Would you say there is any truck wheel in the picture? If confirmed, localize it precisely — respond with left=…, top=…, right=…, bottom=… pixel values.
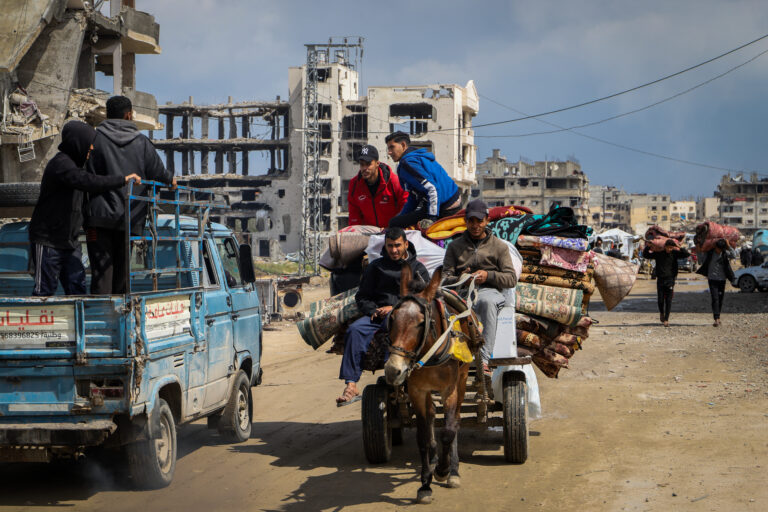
left=502, top=379, right=528, bottom=463
left=126, top=398, right=177, bottom=489
left=362, top=383, right=392, bottom=463
left=0, top=183, right=40, bottom=206
left=739, top=275, right=757, bottom=293
left=218, top=370, right=252, bottom=442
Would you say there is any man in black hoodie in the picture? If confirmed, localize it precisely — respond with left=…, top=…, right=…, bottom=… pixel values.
left=336, top=227, right=429, bottom=406
left=29, top=121, right=141, bottom=296
left=84, top=96, right=176, bottom=294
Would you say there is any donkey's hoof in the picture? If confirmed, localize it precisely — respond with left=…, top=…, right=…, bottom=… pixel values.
left=416, top=489, right=433, bottom=504
left=434, top=470, right=449, bottom=483
left=447, top=476, right=461, bottom=488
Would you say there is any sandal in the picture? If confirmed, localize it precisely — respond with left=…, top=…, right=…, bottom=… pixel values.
left=336, top=387, right=361, bottom=407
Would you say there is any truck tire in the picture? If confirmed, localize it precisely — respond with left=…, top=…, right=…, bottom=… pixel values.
left=218, top=370, right=253, bottom=442
left=0, top=182, right=40, bottom=206
left=361, top=383, right=392, bottom=463
left=126, top=398, right=177, bottom=489
left=503, top=379, right=528, bottom=463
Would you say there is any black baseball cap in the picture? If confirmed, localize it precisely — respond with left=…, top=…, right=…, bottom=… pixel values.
left=357, top=145, right=379, bottom=162
left=465, top=199, right=489, bottom=220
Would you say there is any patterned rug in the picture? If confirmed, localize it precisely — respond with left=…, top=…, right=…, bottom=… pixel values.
left=297, top=288, right=362, bottom=349
left=515, top=282, right=583, bottom=327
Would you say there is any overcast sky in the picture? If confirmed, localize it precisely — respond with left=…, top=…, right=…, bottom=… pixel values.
left=134, top=0, right=768, bottom=200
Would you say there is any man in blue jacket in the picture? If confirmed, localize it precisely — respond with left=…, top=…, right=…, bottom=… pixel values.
left=385, top=131, right=461, bottom=228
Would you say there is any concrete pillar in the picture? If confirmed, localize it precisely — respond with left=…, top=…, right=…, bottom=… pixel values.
left=181, top=115, right=189, bottom=175
left=76, top=45, right=95, bottom=89
left=121, top=52, right=135, bottom=91
left=112, top=42, right=122, bottom=95
left=215, top=151, right=223, bottom=174
left=228, top=111, right=237, bottom=174
left=241, top=115, right=249, bottom=175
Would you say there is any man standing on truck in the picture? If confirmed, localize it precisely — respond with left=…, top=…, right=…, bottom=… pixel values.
left=336, top=227, right=429, bottom=406
left=441, top=199, right=518, bottom=378
left=28, top=120, right=141, bottom=296
left=347, top=144, right=408, bottom=228
left=385, top=131, right=462, bottom=229
left=84, top=95, right=176, bottom=294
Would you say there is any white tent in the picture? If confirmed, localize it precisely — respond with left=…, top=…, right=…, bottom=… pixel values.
left=596, top=228, right=636, bottom=259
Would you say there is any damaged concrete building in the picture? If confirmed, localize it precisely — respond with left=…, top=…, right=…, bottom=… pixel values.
left=155, top=40, right=479, bottom=259
left=1, top=0, right=161, bottom=187
left=473, top=149, right=590, bottom=225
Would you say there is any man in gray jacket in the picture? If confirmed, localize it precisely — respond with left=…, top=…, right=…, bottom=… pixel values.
left=84, top=95, right=176, bottom=294
left=442, top=199, right=517, bottom=373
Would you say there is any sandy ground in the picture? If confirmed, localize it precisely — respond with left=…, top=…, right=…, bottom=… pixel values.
left=0, top=273, right=767, bottom=511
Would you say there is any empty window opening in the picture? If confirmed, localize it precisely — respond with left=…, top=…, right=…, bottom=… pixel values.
left=342, top=114, right=368, bottom=139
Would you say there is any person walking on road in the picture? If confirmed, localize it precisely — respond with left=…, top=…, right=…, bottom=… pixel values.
left=28, top=121, right=141, bottom=296
left=697, top=239, right=736, bottom=327
left=642, top=239, right=690, bottom=327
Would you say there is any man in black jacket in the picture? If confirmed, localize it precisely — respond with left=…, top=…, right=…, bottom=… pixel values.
left=84, top=96, right=176, bottom=294
left=643, top=239, right=690, bottom=327
left=336, top=227, right=429, bottom=406
left=696, top=239, right=736, bottom=327
left=29, top=121, right=141, bottom=296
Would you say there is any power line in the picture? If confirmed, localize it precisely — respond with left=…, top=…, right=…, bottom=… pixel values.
left=479, top=95, right=768, bottom=175
left=477, top=45, right=768, bottom=138
left=441, top=31, right=768, bottom=132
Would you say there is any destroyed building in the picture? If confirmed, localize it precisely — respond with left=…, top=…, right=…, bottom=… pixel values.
left=155, top=40, right=479, bottom=260
left=716, top=173, right=768, bottom=234
left=474, top=149, right=590, bottom=225
left=1, top=0, right=161, bottom=188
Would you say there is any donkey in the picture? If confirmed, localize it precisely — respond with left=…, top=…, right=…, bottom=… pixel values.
left=385, top=265, right=481, bottom=504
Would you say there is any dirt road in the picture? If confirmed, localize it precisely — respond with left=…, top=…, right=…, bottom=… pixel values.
left=1, top=274, right=767, bottom=511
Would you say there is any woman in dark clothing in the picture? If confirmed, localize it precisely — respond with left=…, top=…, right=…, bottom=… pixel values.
left=696, top=239, right=736, bottom=327
left=642, top=239, right=690, bottom=327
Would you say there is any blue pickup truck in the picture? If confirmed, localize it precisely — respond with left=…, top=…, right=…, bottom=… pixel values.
left=0, top=184, right=262, bottom=488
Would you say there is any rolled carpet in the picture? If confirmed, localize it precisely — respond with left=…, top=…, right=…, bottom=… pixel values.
left=517, top=329, right=544, bottom=349
left=519, top=273, right=596, bottom=294
left=297, top=288, right=361, bottom=350
left=517, top=314, right=560, bottom=340
left=516, top=282, right=584, bottom=327
left=522, top=263, right=594, bottom=280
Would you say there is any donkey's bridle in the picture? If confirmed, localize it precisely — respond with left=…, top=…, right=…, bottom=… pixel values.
left=387, top=294, right=443, bottom=366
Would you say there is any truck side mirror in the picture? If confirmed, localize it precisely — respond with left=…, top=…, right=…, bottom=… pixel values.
left=239, top=243, right=256, bottom=284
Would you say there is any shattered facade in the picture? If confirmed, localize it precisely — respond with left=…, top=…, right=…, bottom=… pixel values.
left=474, top=149, right=590, bottom=225
left=158, top=48, right=478, bottom=259
left=1, top=0, right=161, bottom=184
left=716, top=173, right=768, bottom=234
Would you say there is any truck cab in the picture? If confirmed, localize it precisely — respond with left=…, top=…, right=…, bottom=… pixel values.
left=0, top=203, right=262, bottom=488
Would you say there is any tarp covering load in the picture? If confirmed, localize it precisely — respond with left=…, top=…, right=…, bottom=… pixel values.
left=694, top=221, right=740, bottom=252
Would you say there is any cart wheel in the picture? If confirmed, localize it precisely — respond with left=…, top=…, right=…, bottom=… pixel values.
left=503, top=379, right=528, bottom=463
left=362, top=383, right=392, bottom=463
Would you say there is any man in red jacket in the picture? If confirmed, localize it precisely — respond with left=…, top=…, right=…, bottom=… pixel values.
left=347, top=145, right=408, bottom=228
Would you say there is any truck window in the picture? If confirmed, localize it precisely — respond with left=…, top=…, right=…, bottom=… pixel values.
left=215, top=237, right=242, bottom=288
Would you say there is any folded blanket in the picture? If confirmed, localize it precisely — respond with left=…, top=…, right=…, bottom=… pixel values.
left=592, top=252, right=639, bottom=311
left=645, top=225, right=685, bottom=242
left=517, top=235, right=589, bottom=252
left=540, top=246, right=594, bottom=273
left=297, top=289, right=361, bottom=350
left=427, top=206, right=531, bottom=240
left=548, top=342, right=573, bottom=357
left=516, top=282, right=583, bottom=327
left=694, top=221, right=740, bottom=252
left=491, top=216, right=534, bottom=245
left=519, top=273, right=596, bottom=294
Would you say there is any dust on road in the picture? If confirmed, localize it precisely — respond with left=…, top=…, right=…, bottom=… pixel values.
left=1, top=274, right=766, bottom=511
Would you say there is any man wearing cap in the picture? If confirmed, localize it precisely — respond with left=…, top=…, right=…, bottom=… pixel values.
left=442, top=199, right=518, bottom=375
left=385, top=131, right=461, bottom=229
left=347, top=144, right=408, bottom=228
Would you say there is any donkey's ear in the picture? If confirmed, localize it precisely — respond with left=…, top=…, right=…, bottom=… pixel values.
left=421, top=266, right=442, bottom=301
left=400, top=263, right=413, bottom=297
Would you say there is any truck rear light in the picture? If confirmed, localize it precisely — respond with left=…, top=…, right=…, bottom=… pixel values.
left=76, top=379, right=124, bottom=399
